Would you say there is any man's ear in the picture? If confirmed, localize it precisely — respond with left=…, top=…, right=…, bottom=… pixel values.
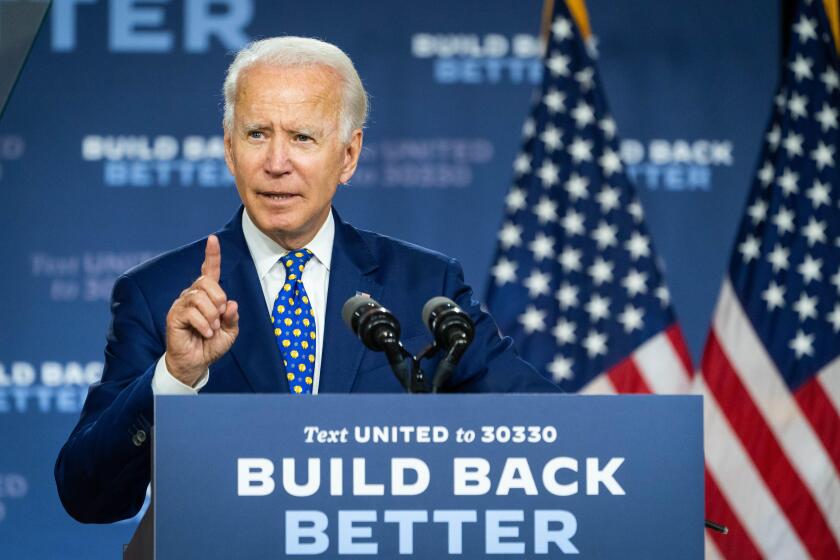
left=339, top=129, right=364, bottom=184
left=223, top=128, right=235, bottom=176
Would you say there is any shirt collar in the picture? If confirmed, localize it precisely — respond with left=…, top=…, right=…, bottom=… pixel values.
left=241, top=208, right=334, bottom=280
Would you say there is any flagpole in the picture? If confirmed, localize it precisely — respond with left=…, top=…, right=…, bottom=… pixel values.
left=705, top=519, right=729, bottom=534
left=540, top=0, right=556, bottom=51
left=825, top=0, right=840, bottom=52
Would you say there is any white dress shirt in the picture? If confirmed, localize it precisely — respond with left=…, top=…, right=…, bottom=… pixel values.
left=151, top=209, right=334, bottom=395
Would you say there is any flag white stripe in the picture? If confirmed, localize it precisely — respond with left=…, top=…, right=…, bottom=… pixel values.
left=704, top=533, right=723, bottom=560
left=633, top=332, right=692, bottom=394
left=714, top=280, right=840, bottom=542
left=697, top=375, right=809, bottom=559
left=818, top=355, right=840, bottom=415
left=580, top=373, right=616, bottom=394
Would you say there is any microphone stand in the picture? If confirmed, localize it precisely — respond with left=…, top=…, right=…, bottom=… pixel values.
left=430, top=339, right=470, bottom=393
left=413, top=339, right=471, bottom=394
left=379, top=338, right=461, bottom=394
left=381, top=338, right=428, bottom=394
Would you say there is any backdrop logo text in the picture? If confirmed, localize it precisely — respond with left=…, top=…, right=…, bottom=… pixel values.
left=411, top=33, right=542, bottom=85
left=51, top=0, right=253, bottom=53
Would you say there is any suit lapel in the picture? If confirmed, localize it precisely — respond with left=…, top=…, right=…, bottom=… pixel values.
left=318, top=210, right=381, bottom=393
left=217, top=209, right=286, bottom=393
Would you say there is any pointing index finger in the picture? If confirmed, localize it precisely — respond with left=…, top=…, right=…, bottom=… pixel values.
left=202, top=234, right=222, bottom=282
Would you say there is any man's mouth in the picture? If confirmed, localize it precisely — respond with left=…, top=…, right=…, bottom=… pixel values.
left=259, top=192, right=298, bottom=200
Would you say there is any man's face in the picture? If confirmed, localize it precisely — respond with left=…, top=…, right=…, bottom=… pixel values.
left=224, top=63, right=362, bottom=249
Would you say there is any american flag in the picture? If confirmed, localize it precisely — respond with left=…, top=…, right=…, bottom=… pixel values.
left=486, top=0, right=692, bottom=394
left=698, top=1, right=840, bottom=558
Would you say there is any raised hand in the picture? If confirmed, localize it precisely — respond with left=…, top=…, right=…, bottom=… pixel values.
left=164, top=235, right=239, bottom=386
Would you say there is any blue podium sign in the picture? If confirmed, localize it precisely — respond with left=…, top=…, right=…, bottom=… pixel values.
left=152, top=394, right=702, bottom=558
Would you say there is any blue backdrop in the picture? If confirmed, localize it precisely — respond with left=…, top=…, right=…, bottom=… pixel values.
left=0, top=0, right=777, bottom=557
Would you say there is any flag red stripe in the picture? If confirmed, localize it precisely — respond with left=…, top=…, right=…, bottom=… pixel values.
left=795, top=375, right=840, bottom=474
left=704, top=467, right=763, bottom=559
left=703, top=332, right=840, bottom=558
left=665, top=324, right=693, bottom=378
left=607, top=355, right=651, bottom=393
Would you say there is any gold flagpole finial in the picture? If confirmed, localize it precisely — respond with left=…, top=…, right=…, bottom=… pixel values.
left=541, top=0, right=593, bottom=48
left=824, top=0, right=840, bottom=54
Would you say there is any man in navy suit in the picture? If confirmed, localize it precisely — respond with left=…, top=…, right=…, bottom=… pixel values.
left=55, top=37, right=557, bottom=524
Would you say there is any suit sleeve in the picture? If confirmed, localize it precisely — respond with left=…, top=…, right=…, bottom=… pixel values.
left=54, top=274, right=163, bottom=523
left=440, top=258, right=560, bottom=393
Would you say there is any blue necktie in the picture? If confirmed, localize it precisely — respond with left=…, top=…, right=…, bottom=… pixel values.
left=271, top=249, right=316, bottom=394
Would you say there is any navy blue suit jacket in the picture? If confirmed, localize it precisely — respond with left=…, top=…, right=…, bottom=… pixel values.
left=55, top=207, right=557, bottom=523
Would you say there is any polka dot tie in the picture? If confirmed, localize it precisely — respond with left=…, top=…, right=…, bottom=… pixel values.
left=271, top=249, right=316, bottom=395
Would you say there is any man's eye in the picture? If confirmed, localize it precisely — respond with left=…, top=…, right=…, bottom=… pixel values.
left=294, top=133, right=313, bottom=142
left=248, top=130, right=264, bottom=139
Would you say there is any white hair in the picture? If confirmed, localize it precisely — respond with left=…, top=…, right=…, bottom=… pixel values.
left=222, top=36, right=369, bottom=142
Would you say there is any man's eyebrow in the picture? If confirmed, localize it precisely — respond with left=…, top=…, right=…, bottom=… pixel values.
left=284, top=123, right=327, bottom=138
left=295, top=126, right=323, bottom=137
left=243, top=122, right=267, bottom=130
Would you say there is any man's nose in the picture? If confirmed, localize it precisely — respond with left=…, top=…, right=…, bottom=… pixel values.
left=264, top=137, right=292, bottom=176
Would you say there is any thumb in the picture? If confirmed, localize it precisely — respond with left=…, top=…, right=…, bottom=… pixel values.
left=220, top=300, right=239, bottom=330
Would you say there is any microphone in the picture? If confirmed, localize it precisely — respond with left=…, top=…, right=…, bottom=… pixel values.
left=421, top=297, right=475, bottom=392
left=342, top=295, right=414, bottom=390
left=342, top=295, right=402, bottom=352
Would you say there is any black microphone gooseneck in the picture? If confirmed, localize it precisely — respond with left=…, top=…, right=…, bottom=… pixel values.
left=421, top=297, right=475, bottom=392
